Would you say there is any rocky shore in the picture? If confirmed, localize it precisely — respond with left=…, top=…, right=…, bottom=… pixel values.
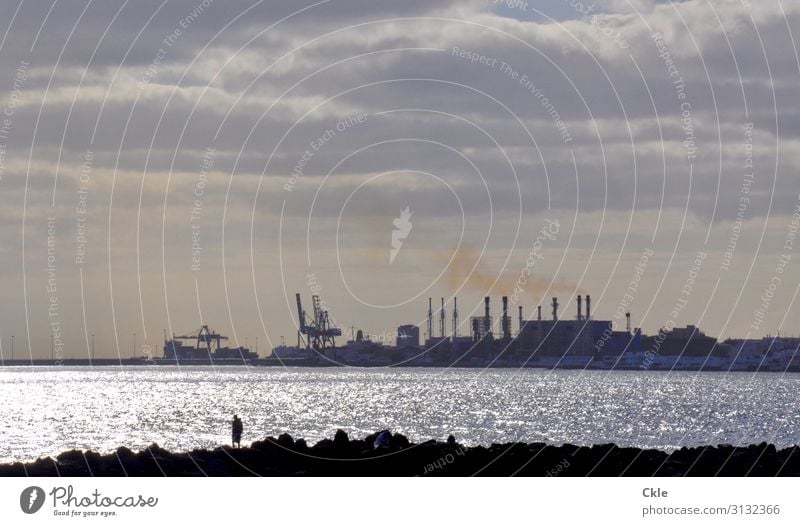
left=1, top=431, right=797, bottom=476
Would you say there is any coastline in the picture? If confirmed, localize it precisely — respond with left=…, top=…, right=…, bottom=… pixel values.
left=1, top=359, right=797, bottom=372
left=1, top=432, right=797, bottom=476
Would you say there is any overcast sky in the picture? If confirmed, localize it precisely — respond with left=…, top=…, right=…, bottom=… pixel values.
left=0, top=0, right=798, bottom=359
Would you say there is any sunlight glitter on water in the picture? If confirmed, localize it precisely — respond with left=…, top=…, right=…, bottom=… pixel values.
left=1, top=366, right=798, bottom=462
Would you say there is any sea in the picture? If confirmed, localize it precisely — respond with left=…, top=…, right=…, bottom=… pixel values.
left=1, top=366, right=798, bottom=463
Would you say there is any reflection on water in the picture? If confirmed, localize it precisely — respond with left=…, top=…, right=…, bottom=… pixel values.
left=1, top=366, right=798, bottom=462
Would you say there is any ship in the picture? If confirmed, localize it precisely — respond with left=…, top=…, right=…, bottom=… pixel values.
left=163, top=325, right=258, bottom=364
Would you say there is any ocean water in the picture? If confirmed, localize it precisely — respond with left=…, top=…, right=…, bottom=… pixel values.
left=1, top=366, right=799, bottom=463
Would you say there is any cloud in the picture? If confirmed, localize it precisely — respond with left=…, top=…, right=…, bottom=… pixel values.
left=0, top=0, right=799, bottom=355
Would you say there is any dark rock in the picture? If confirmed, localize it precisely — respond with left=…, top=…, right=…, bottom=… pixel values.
left=0, top=462, right=27, bottom=476
left=277, top=433, right=295, bottom=448
left=2, top=435, right=796, bottom=477
left=312, top=438, right=334, bottom=452
left=364, top=431, right=381, bottom=447
left=56, top=449, right=84, bottom=464
left=250, top=439, right=272, bottom=451
left=390, top=433, right=409, bottom=449
left=333, top=429, right=350, bottom=448
left=27, top=457, right=60, bottom=476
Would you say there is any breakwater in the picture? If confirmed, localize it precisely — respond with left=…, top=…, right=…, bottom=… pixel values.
left=1, top=432, right=797, bottom=476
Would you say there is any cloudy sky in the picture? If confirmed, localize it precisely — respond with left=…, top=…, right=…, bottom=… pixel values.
left=0, top=0, right=798, bottom=359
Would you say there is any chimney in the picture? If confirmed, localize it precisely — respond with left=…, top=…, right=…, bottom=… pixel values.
left=484, top=297, right=491, bottom=337
left=452, top=297, right=458, bottom=338
left=585, top=295, right=591, bottom=320
left=552, top=297, right=559, bottom=321
left=502, top=296, right=511, bottom=339
left=577, top=295, right=582, bottom=321
left=440, top=298, right=446, bottom=338
left=537, top=305, right=542, bottom=321
left=518, top=306, right=523, bottom=334
left=626, top=312, right=631, bottom=333
left=427, top=298, right=433, bottom=340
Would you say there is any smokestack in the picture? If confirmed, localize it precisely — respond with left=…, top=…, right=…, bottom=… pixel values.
left=626, top=312, right=631, bottom=333
left=577, top=295, right=582, bottom=321
left=537, top=305, right=542, bottom=322
left=518, top=306, right=523, bottom=334
left=453, top=297, right=458, bottom=338
left=484, top=297, right=491, bottom=337
left=552, top=297, right=559, bottom=321
left=585, top=295, right=591, bottom=320
left=427, top=298, right=433, bottom=340
left=440, top=298, right=446, bottom=338
left=502, top=296, right=510, bottom=339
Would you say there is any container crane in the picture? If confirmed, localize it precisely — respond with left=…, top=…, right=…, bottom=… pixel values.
left=295, top=293, right=342, bottom=349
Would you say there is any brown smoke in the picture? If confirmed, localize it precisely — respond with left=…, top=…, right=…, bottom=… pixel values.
left=437, top=244, right=583, bottom=302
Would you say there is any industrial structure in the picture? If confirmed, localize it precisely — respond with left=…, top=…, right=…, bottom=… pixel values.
left=268, top=291, right=800, bottom=371
left=295, top=293, right=342, bottom=350
left=163, top=325, right=258, bottom=362
left=397, top=324, right=420, bottom=347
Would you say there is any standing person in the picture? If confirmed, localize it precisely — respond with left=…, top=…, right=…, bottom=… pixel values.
left=231, top=415, right=243, bottom=448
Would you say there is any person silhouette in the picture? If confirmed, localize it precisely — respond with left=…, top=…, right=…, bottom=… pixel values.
left=231, top=415, right=243, bottom=448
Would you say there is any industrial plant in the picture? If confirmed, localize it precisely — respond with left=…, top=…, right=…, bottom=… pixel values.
left=268, top=293, right=800, bottom=372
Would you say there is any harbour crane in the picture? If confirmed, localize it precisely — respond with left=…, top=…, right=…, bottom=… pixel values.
left=295, top=293, right=342, bottom=350
left=172, top=325, right=228, bottom=356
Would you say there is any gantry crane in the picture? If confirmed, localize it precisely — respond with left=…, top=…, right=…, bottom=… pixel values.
left=296, top=293, right=342, bottom=350
left=170, top=325, right=229, bottom=357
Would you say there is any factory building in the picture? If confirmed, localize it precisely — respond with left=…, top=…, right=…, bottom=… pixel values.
left=397, top=325, right=420, bottom=347
left=516, top=295, right=641, bottom=365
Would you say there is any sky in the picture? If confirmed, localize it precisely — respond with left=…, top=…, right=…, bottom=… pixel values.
left=0, top=0, right=798, bottom=359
